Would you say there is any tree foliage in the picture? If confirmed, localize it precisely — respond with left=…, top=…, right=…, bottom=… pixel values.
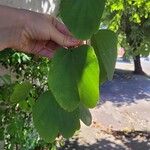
left=103, top=0, right=150, bottom=57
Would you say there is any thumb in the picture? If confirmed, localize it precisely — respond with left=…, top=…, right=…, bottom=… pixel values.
left=49, top=25, right=82, bottom=47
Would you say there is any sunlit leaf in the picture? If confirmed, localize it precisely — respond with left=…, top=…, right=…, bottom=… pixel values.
left=48, top=45, right=99, bottom=111
left=60, top=0, right=106, bottom=39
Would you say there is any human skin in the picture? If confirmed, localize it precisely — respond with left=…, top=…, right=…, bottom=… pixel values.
left=0, top=5, right=82, bottom=58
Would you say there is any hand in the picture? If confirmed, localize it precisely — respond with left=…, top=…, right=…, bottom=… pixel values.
left=17, top=12, right=83, bottom=58
left=0, top=6, right=82, bottom=58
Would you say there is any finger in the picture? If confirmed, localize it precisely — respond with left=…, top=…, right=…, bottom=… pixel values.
left=38, top=48, right=54, bottom=58
left=49, top=25, right=81, bottom=47
left=25, top=40, right=54, bottom=58
left=46, top=40, right=60, bottom=51
left=52, top=17, right=71, bottom=36
left=33, top=42, right=54, bottom=58
left=52, top=18, right=85, bottom=46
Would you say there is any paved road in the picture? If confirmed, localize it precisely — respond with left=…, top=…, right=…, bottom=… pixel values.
left=93, top=59, right=150, bottom=131
left=93, top=75, right=150, bottom=131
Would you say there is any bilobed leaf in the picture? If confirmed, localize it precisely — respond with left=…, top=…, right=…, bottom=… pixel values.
left=48, top=45, right=99, bottom=111
left=33, top=92, right=59, bottom=142
left=98, top=60, right=107, bottom=84
left=79, top=103, right=92, bottom=126
left=91, top=30, right=117, bottom=83
left=33, top=91, right=80, bottom=142
left=60, top=0, right=106, bottom=39
left=48, top=49, right=80, bottom=111
left=58, top=105, right=80, bottom=138
left=10, top=82, right=32, bottom=103
left=77, top=47, right=100, bottom=108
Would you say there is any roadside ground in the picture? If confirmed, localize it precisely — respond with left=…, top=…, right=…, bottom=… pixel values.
left=60, top=58, right=150, bottom=150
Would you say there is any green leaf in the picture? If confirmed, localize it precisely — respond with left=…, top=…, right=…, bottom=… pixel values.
left=91, top=29, right=117, bottom=83
left=0, top=94, right=2, bottom=101
left=58, top=105, right=80, bottom=138
left=143, top=18, right=150, bottom=39
left=51, top=145, right=57, bottom=150
left=98, top=61, right=107, bottom=84
left=0, top=128, right=4, bottom=140
left=48, top=45, right=99, bottom=111
left=0, top=107, right=4, bottom=124
left=10, top=82, right=32, bottom=103
left=0, top=48, right=14, bottom=59
left=0, top=86, right=13, bottom=101
left=0, top=75, right=11, bottom=85
left=33, top=91, right=59, bottom=142
left=19, top=100, right=30, bottom=112
left=33, top=91, right=80, bottom=142
left=79, top=103, right=92, bottom=126
left=60, top=0, right=106, bottom=39
left=28, top=97, right=35, bottom=108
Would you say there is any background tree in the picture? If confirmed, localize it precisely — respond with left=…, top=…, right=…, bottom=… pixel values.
left=102, top=0, right=150, bottom=74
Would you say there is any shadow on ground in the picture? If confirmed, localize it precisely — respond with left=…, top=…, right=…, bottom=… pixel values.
left=60, top=139, right=125, bottom=150
left=59, top=131, right=150, bottom=150
left=100, top=70, right=150, bottom=107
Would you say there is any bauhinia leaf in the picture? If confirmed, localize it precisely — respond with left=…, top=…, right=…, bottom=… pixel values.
left=58, top=105, right=80, bottom=138
left=91, top=29, right=118, bottom=83
left=60, top=0, right=106, bottom=39
left=32, top=91, right=80, bottom=142
left=48, top=45, right=99, bottom=111
left=33, top=91, right=59, bottom=142
left=79, top=103, right=92, bottom=126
